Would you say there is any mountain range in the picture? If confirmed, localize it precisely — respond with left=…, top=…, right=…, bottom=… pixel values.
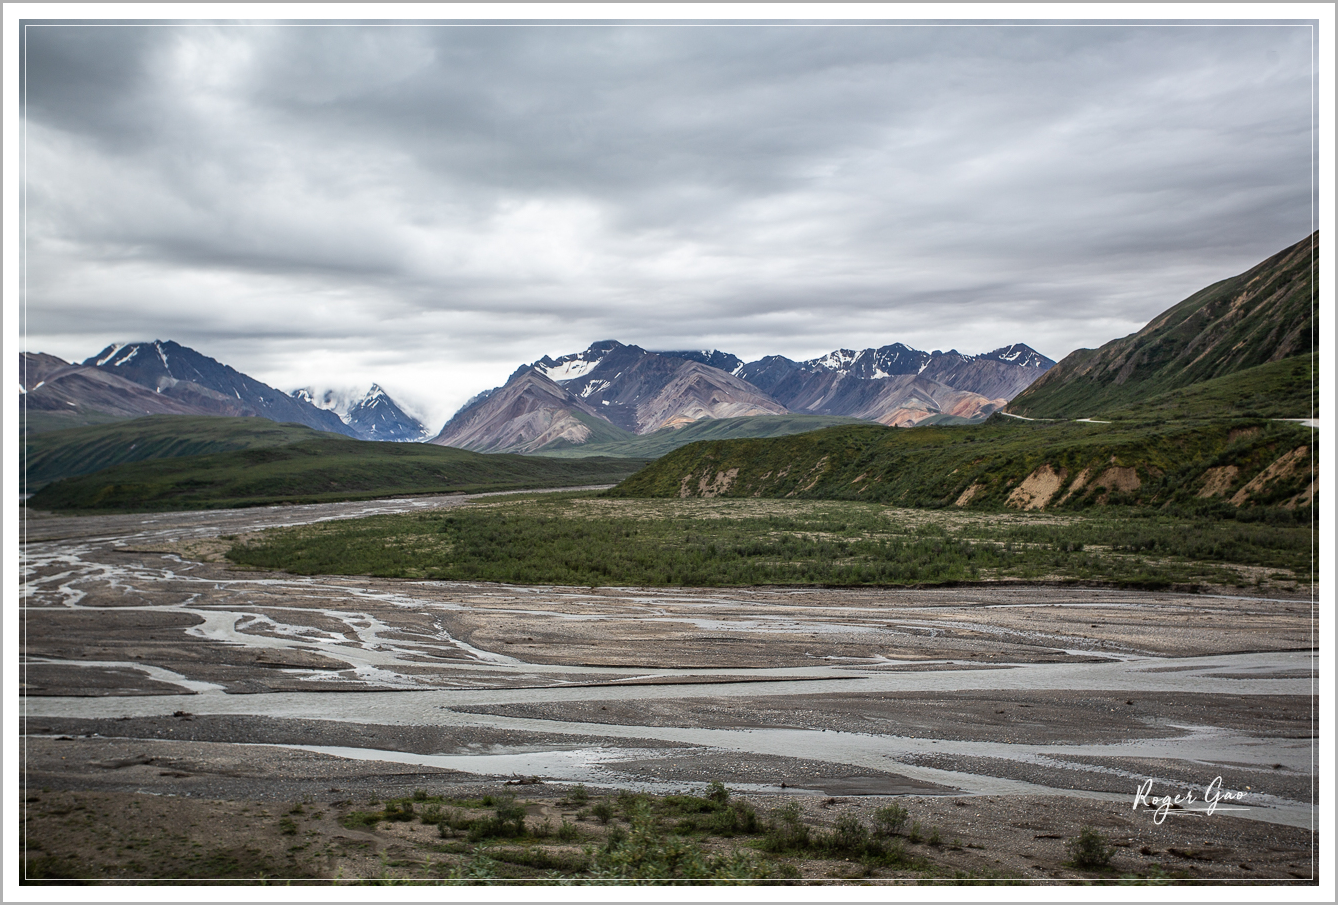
left=20, top=341, right=425, bottom=442
left=431, top=340, right=1054, bottom=454
left=21, top=335, right=1052, bottom=453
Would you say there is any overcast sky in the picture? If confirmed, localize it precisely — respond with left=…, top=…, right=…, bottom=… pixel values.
left=20, top=18, right=1318, bottom=429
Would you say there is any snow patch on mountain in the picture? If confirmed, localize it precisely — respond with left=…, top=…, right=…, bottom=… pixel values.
left=289, top=386, right=363, bottom=418
left=536, top=357, right=602, bottom=382
left=814, top=349, right=859, bottom=371
left=532, top=342, right=624, bottom=383
left=95, top=344, right=126, bottom=367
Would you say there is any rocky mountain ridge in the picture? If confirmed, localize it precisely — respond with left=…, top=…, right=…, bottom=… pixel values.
left=431, top=339, right=1052, bottom=454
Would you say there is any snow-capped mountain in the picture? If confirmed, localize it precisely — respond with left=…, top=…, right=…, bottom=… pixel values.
left=26, top=340, right=427, bottom=443
left=345, top=385, right=430, bottom=441
left=81, top=340, right=358, bottom=437
left=737, top=343, right=1054, bottom=416
left=432, top=342, right=787, bottom=453
left=531, top=340, right=622, bottom=382
left=432, top=338, right=1053, bottom=454
left=289, top=384, right=430, bottom=442
left=978, top=343, right=1053, bottom=369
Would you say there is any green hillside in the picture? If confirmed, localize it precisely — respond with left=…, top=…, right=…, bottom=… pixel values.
left=22, top=409, right=138, bottom=435
left=1008, top=232, right=1316, bottom=418
left=534, top=414, right=866, bottom=458
left=23, top=415, right=328, bottom=492
left=27, top=434, right=651, bottom=512
left=1102, top=353, right=1316, bottom=422
left=609, top=418, right=1316, bottom=513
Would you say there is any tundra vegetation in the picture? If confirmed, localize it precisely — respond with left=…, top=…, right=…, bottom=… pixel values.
left=26, top=423, right=650, bottom=511
left=227, top=491, right=1311, bottom=593
left=22, top=784, right=1182, bottom=884
left=610, top=416, right=1315, bottom=512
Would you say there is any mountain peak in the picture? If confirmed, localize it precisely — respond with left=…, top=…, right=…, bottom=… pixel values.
left=979, top=343, right=1053, bottom=368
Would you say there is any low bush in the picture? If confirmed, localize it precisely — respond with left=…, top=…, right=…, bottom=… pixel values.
left=871, top=803, right=909, bottom=837
left=761, top=803, right=811, bottom=853
left=1066, top=826, right=1117, bottom=869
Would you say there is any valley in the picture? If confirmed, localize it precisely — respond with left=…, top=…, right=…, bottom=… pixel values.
left=15, top=233, right=1321, bottom=885
left=19, top=493, right=1317, bottom=883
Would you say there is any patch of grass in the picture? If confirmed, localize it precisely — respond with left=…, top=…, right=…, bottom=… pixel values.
left=382, top=800, right=417, bottom=823
left=340, top=811, right=383, bottom=830
left=489, top=846, right=589, bottom=873
left=464, top=796, right=529, bottom=842
left=658, top=785, right=759, bottom=838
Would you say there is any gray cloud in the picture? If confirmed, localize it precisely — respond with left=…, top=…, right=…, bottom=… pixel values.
left=20, top=20, right=1317, bottom=428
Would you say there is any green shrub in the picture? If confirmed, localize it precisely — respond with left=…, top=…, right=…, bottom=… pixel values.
left=340, top=811, right=382, bottom=829
left=464, top=795, right=528, bottom=842
left=871, top=802, right=909, bottom=837
left=762, top=802, right=811, bottom=852
left=1066, top=826, right=1117, bottom=869
left=382, top=800, right=416, bottom=822
left=705, top=781, right=730, bottom=806
left=827, top=814, right=870, bottom=855
left=708, top=800, right=760, bottom=837
left=586, top=799, right=769, bottom=881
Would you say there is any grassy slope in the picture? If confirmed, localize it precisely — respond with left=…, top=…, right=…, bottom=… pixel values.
left=1101, top=353, right=1316, bottom=422
left=27, top=434, right=652, bottom=512
left=22, top=410, right=136, bottom=435
left=1008, top=233, right=1315, bottom=418
left=609, top=417, right=1316, bottom=512
left=534, top=414, right=866, bottom=458
left=23, top=415, right=329, bottom=492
